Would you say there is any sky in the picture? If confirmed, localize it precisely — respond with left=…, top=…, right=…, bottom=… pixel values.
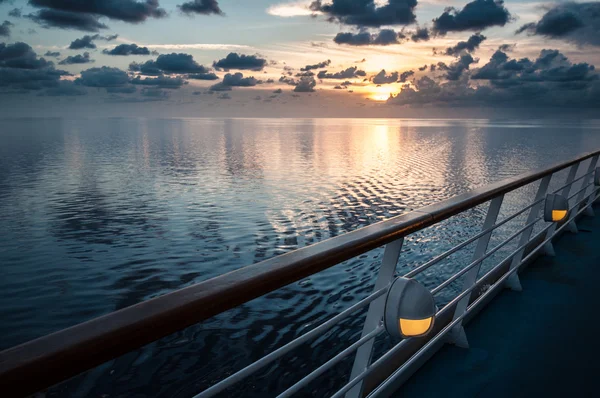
left=0, top=0, right=599, bottom=117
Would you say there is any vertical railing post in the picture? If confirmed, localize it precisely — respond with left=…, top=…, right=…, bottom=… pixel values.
left=576, top=155, right=599, bottom=217
left=448, top=195, right=504, bottom=349
left=505, top=175, right=552, bottom=291
left=544, top=162, right=580, bottom=256
left=346, top=238, right=404, bottom=398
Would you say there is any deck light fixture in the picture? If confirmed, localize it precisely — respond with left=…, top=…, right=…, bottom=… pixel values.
left=595, top=167, right=600, bottom=186
left=544, top=193, right=569, bottom=222
left=384, top=277, right=436, bottom=339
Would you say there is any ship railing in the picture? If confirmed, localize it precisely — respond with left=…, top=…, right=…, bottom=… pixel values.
left=1, top=150, right=599, bottom=398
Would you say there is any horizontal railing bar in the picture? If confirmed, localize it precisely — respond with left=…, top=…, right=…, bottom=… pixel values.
left=277, top=325, right=385, bottom=398
left=2, top=149, right=599, bottom=397
left=194, top=287, right=389, bottom=398
left=404, top=198, right=543, bottom=279
left=367, top=190, right=599, bottom=397
left=430, top=216, right=543, bottom=295
left=552, top=169, right=594, bottom=194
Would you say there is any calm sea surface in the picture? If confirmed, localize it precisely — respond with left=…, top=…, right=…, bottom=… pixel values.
left=1, top=118, right=600, bottom=397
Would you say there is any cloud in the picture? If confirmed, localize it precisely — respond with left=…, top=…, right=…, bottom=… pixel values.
left=8, top=9, right=22, bottom=18
left=0, top=42, right=68, bottom=91
left=515, top=2, right=600, bottom=47
left=294, top=76, right=316, bottom=92
left=432, top=0, right=511, bottom=34
left=102, top=43, right=154, bottom=55
left=445, top=54, right=476, bottom=80
left=209, top=72, right=260, bottom=90
left=130, top=53, right=211, bottom=75
left=296, top=71, right=314, bottom=77
left=217, top=92, right=231, bottom=99
left=443, top=33, right=486, bottom=56
left=27, top=9, right=109, bottom=31
left=399, top=70, right=414, bottom=82
left=267, top=1, right=315, bottom=17
left=106, top=85, right=136, bottom=93
left=179, top=0, right=223, bottom=15
left=213, top=52, right=267, bottom=71
left=59, top=51, right=94, bottom=64
left=131, top=75, right=185, bottom=88
left=301, top=59, right=330, bottom=71
left=418, top=64, right=428, bottom=71
left=334, top=29, right=401, bottom=46
left=28, top=0, right=166, bottom=25
left=75, top=66, right=130, bottom=88
left=389, top=49, right=599, bottom=108
left=187, top=72, right=219, bottom=80
left=310, top=0, right=417, bottom=28
left=0, top=20, right=12, bottom=37
left=69, top=34, right=117, bottom=49
left=273, top=88, right=283, bottom=93
left=410, top=27, right=430, bottom=42
left=44, top=51, right=60, bottom=57
left=317, top=66, right=366, bottom=79
left=372, top=69, right=398, bottom=84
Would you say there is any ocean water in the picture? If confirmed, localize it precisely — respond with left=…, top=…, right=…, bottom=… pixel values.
left=1, top=118, right=599, bottom=397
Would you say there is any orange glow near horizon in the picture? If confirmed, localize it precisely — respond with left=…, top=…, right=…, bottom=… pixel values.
left=369, top=85, right=397, bottom=101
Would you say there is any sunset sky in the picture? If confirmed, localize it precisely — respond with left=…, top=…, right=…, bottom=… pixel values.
left=0, top=0, right=599, bottom=117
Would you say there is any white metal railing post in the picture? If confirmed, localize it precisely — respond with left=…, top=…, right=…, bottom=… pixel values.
left=448, top=195, right=504, bottom=348
left=577, top=155, right=599, bottom=217
left=505, top=175, right=553, bottom=291
left=345, top=238, right=404, bottom=398
left=544, top=162, right=580, bottom=255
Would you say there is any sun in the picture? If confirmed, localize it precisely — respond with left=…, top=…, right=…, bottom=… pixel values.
left=369, top=85, right=396, bottom=102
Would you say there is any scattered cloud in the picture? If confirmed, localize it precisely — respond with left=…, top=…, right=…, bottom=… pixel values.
left=432, top=0, right=511, bottom=34
left=294, top=76, right=316, bottom=92
left=267, top=1, right=315, bottom=17
left=442, top=33, right=486, bottom=56
left=310, top=0, right=417, bottom=28
left=8, top=9, right=22, bottom=18
left=0, top=20, right=12, bottom=37
left=44, top=51, right=60, bottom=57
left=317, top=66, right=366, bottom=79
left=516, top=2, right=600, bottom=47
left=130, top=53, right=212, bottom=75
left=59, top=51, right=94, bottom=65
left=213, top=52, right=267, bottom=71
left=372, top=69, right=398, bottom=84
left=76, top=66, right=130, bottom=88
left=131, top=75, right=186, bottom=88
left=69, top=34, right=117, bottom=50
left=334, top=29, right=402, bottom=46
left=187, top=72, right=219, bottom=80
left=301, top=59, right=331, bottom=71
left=178, top=0, right=224, bottom=16
left=102, top=43, right=155, bottom=56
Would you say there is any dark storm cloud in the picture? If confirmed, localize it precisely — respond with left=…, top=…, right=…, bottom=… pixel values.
left=410, top=27, right=429, bottom=42
left=178, top=0, right=223, bottom=15
left=131, top=75, right=185, bottom=88
left=372, top=69, right=398, bottom=84
left=45, top=51, right=60, bottom=57
left=213, top=52, right=267, bottom=71
left=399, top=70, right=414, bottom=82
left=390, top=49, right=599, bottom=108
left=187, top=72, right=218, bottom=80
left=317, top=66, right=366, bottom=79
left=130, top=53, right=211, bottom=75
left=516, top=2, right=600, bottom=47
left=294, top=76, right=316, bottom=92
left=75, top=66, right=129, bottom=87
left=38, top=81, right=86, bottom=96
left=309, top=0, right=418, bottom=28
left=334, top=29, right=401, bottom=46
left=0, top=42, right=54, bottom=69
left=27, top=9, right=109, bottom=31
left=102, top=43, right=154, bottom=55
left=443, top=33, right=486, bottom=56
left=432, top=0, right=511, bottom=34
left=8, top=8, right=22, bottom=18
left=0, top=20, right=12, bottom=37
left=301, top=59, right=330, bottom=71
left=59, top=51, right=93, bottom=64
left=28, top=0, right=167, bottom=23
